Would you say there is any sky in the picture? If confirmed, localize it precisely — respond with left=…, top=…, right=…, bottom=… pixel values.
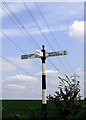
left=0, top=0, right=84, bottom=99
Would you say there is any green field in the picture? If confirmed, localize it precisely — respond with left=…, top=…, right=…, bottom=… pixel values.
left=2, top=100, right=58, bottom=119
left=2, top=100, right=86, bottom=120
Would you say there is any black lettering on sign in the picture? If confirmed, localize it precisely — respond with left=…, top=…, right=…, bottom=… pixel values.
left=21, top=55, right=28, bottom=59
left=64, top=51, right=67, bottom=55
left=37, top=51, right=40, bottom=54
left=28, top=54, right=34, bottom=57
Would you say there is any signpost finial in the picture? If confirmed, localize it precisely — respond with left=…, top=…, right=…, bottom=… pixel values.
left=42, top=45, right=45, bottom=50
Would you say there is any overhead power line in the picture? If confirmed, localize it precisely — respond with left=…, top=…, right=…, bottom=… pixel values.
left=21, top=0, right=54, bottom=50
left=2, top=1, right=69, bottom=77
left=1, top=56, right=34, bottom=76
left=48, top=59, right=64, bottom=76
left=21, top=0, right=71, bottom=75
left=35, top=2, right=74, bottom=73
left=2, top=1, right=65, bottom=76
left=35, top=2, right=61, bottom=50
left=0, top=30, right=26, bottom=54
left=2, top=2, right=40, bottom=49
left=0, top=30, right=41, bottom=68
left=1, top=6, right=38, bottom=48
left=1, top=6, right=41, bottom=68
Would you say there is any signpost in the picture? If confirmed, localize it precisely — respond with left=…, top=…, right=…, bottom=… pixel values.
left=21, top=50, right=67, bottom=59
left=45, top=50, right=67, bottom=58
left=35, top=49, right=43, bottom=57
left=21, top=45, right=68, bottom=120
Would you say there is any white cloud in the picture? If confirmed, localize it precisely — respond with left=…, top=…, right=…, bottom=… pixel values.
left=8, top=84, right=25, bottom=89
left=2, top=70, right=61, bottom=99
left=0, top=57, right=32, bottom=72
left=1, top=29, right=21, bottom=38
left=0, top=27, right=57, bottom=38
left=69, top=20, right=84, bottom=41
left=36, top=69, right=59, bottom=77
left=46, top=70, right=58, bottom=76
left=6, top=74, right=38, bottom=82
left=0, top=28, right=22, bottom=38
left=3, top=74, right=38, bottom=93
left=30, top=28, right=57, bottom=35
left=2, top=68, right=85, bottom=99
left=2, top=74, right=40, bottom=99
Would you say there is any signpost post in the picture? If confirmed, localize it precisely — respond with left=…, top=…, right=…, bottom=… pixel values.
left=21, top=45, right=68, bottom=120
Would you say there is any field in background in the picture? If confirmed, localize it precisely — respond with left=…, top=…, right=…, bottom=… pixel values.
left=2, top=100, right=58, bottom=119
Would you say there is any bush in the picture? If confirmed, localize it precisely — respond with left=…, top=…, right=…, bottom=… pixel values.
left=47, top=75, right=84, bottom=120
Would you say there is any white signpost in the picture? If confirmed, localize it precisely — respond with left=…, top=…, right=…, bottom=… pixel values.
left=45, top=50, right=67, bottom=58
left=21, top=45, right=68, bottom=120
left=21, top=50, right=67, bottom=59
left=35, top=49, right=43, bottom=57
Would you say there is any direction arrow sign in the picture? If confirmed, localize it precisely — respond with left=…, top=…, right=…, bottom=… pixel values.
left=35, top=49, right=43, bottom=57
left=21, top=54, right=41, bottom=59
left=21, top=51, right=68, bottom=59
left=45, top=50, right=67, bottom=58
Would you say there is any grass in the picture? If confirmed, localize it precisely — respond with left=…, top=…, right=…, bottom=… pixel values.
left=2, top=100, right=58, bottom=119
left=2, top=100, right=86, bottom=120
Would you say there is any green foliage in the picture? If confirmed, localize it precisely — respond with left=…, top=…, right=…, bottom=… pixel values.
left=47, top=75, right=83, bottom=120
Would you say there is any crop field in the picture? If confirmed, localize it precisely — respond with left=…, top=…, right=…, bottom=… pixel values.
left=2, top=100, right=58, bottom=119
left=2, top=100, right=86, bottom=120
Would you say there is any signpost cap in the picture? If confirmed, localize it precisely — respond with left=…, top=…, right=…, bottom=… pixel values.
left=42, top=45, right=45, bottom=50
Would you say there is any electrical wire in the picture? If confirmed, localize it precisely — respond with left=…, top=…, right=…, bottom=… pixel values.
left=2, top=2, right=40, bottom=49
left=48, top=59, right=64, bottom=76
left=0, top=30, right=26, bottom=54
left=0, top=30, right=41, bottom=68
left=1, top=6, right=38, bottom=48
left=1, top=6, right=41, bottom=68
left=1, top=56, right=34, bottom=76
left=21, top=0, right=54, bottom=50
left=35, top=2, right=74, bottom=72
left=21, top=0, right=71, bottom=75
left=2, top=1, right=66, bottom=76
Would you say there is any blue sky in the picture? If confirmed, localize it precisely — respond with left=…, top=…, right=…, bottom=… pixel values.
left=0, top=1, right=84, bottom=99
